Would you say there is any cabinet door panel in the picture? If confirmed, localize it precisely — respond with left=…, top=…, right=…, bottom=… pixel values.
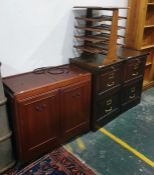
left=60, top=81, right=90, bottom=141
left=18, top=90, right=60, bottom=161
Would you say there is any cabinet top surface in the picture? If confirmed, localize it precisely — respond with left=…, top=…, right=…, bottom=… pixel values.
left=3, top=65, right=90, bottom=96
left=70, top=47, right=148, bottom=70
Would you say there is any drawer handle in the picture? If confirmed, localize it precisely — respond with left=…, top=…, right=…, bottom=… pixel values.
left=35, top=106, right=43, bottom=112
left=106, top=99, right=112, bottom=106
left=129, top=94, right=135, bottom=99
left=35, top=104, right=46, bottom=112
left=131, top=87, right=136, bottom=93
left=111, top=66, right=116, bottom=71
left=132, top=72, right=139, bottom=76
left=134, top=64, right=139, bottom=70
left=76, top=92, right=81, bottom=97
left=72, top=92, right=81, bottom=98
left=135, top=58, right=141, bottom=64
left=105, top=107, right=112, bottom=113
left=108, top=75, right=114, bottom=80
left=107, top=82, right=115, bottom=87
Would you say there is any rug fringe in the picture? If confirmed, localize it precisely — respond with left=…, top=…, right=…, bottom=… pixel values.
left=63, top=145, right=101, bottom=175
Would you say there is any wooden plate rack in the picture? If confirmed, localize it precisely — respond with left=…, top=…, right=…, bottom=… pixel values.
left=73, top=6, right=127, bottom=60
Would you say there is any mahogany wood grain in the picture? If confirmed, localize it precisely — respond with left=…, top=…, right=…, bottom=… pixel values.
left=60, top=81, right=91, bottom=142
left=3, top=65, right=91, bottom=163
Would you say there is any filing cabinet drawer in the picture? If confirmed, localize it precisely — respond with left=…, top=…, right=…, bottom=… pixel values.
left=124, top=57, right=146, bottom=82
left=121, top=79, right=143, bottom=110
left=95, top=90, right=121, bottom=121
left=95, top=64, right=122, bottom=94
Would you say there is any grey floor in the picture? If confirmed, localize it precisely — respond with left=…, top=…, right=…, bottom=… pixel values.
left=65, top=88, right=154, bottom=175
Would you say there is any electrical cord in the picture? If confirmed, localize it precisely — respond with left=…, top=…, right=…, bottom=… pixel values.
left=33, top=66, right=70, bottom=74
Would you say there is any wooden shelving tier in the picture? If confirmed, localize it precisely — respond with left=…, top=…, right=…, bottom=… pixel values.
left=73, top=6, right=127, bottom=60
left=125, top=0, right=154, bottom=89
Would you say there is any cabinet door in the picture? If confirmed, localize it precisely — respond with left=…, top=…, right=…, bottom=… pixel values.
left=60, top=81, right=91, bottom=142
left=17, top=90, right=60, bottom=162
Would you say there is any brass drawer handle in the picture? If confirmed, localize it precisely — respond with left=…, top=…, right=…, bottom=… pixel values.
left=132, top=72, right=139, bottom=76
left=110, top=66, right=116, bottom=71
left=108, top=73, right=114, bottom=79
left=76, top=92, right=81, bottom=97
left=107, top=82, right=115, bottom=87
left=133, top=64, right=139, bottom=70
left=129, top=94, right=135, bottom=99
left=72, top=92, right=81, bottom=98
left=106, top=99, right=112, bottom=106
left=108, top=75, right=114, bottom=80
left=131, top=87, right=136, bottom=93
left=35, top=103, right=46, bottom=112
left=105, top=107, right=112, bottom=113
left=135, top=58, right=141, bottom=64
left=35, top=106, right=41, bottom=111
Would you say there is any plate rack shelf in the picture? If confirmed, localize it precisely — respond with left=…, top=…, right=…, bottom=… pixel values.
left=73, top=6, right=127, bottom=60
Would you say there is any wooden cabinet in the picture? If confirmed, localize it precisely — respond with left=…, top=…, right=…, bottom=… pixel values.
left=70, top=47, right=148, bottom=130
left=125, top=0, right=154, bottom=89
left=3, top=65, right=91, bottom=163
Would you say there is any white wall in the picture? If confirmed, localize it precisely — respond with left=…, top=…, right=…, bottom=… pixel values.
left=0, top=0, right=128, bottom=77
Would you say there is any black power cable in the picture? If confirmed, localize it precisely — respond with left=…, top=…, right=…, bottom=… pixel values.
left=33, top=66, right=70, bottom=74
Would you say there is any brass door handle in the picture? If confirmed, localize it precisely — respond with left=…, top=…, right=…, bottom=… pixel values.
left=72, top=92, right=81, bottom=98
left=35, top=103, right=46, bottom=112
left=105, top=107, right=112, bottom=113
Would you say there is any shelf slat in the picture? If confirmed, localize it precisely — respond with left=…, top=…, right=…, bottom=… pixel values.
left=94, top=24, right=126, bottom=30
left=74, top=45, right=108, bottom=54
left=75, top=25, right=125, bottom=32
left=75, top=15, right=127, bottom=22
left=74, top=35, right=109, bottom=43
left=75, top=26, right=110, bottom=32
left=96, top=33, right=125, bottom=39
left=141, top=44, right=154, bottom=50
left=147, top=3, right=154, bottom=5
left=145, top=62, right=153, bottom=66
left=144, top=24, right=154, bottom=28
left=75, top=16, right=112, bottom=22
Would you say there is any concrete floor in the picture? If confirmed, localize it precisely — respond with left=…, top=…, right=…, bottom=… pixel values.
left=65, top=88, right=154, bottom=175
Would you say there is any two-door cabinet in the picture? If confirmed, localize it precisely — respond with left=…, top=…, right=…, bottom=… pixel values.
left=3, top=65, right=91, bottom=163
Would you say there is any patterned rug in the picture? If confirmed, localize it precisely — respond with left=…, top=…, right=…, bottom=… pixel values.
left=4, top=147, right=96, bottom=175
